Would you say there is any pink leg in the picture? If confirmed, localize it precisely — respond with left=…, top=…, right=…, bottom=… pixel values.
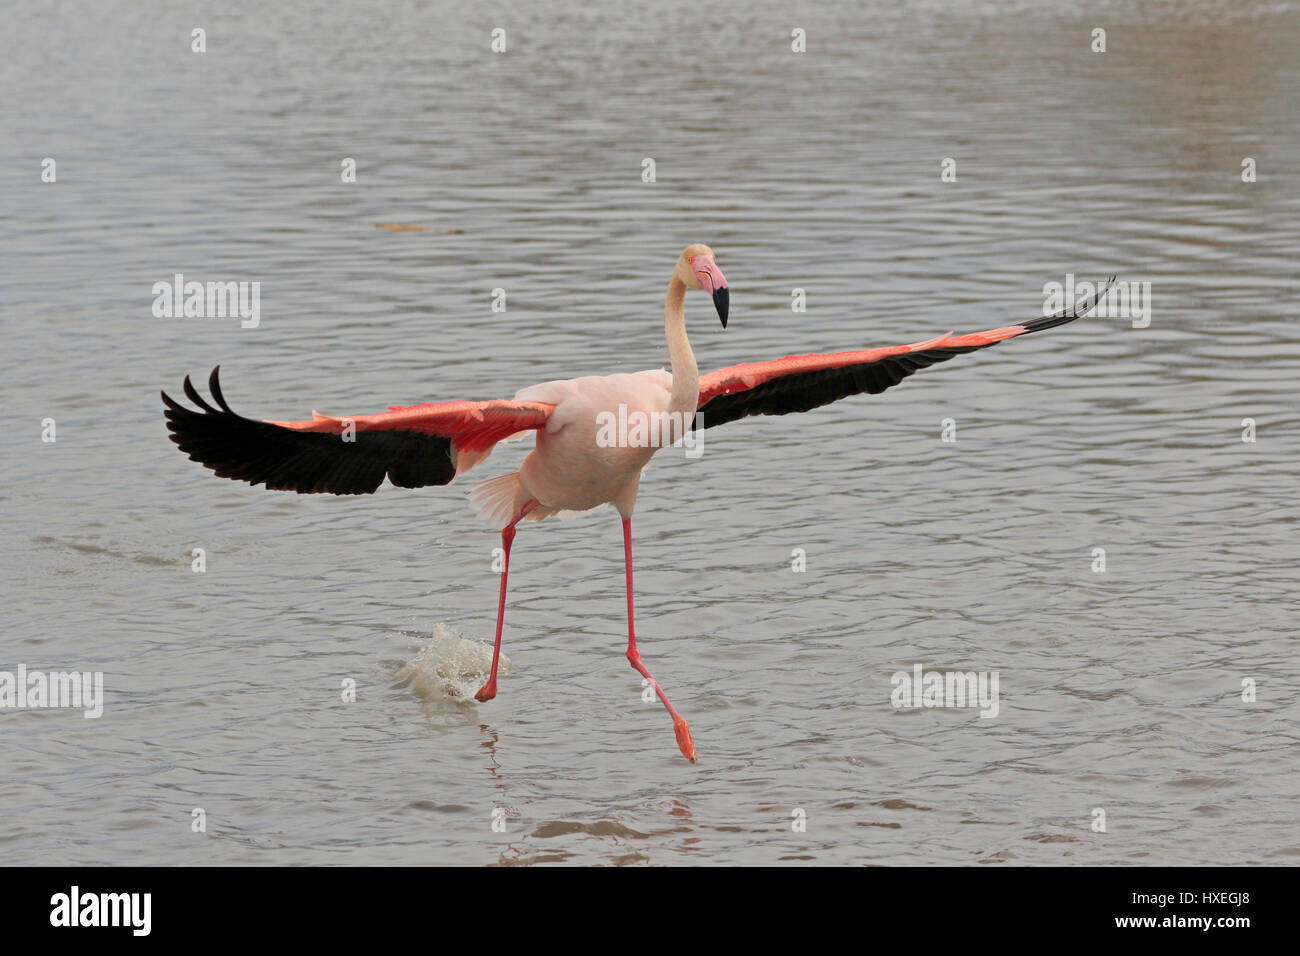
left=474, top=500, right=538, bottom=703
left=623, top=516, right=697, bottom=762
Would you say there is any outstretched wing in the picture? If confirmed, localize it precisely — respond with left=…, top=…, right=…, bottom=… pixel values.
left=695, top=277, right=1115, bottom=430
left=162, top=368, right=554, bottom=495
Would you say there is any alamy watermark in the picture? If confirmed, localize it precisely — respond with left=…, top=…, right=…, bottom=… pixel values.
left=1044, top=273, right=1149, bottom=328
left=152, top=273, right=260, bottom=328
left=595, top=405, right=704, bottom=458
left=50, top=886, right=150, bottom=936
left=890, top=663, right=999, bottom=718
left=0, top=665, right=104, bottom=718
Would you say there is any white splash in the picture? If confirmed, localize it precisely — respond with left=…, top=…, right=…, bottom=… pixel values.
left=396, top=623, right=509, bottom=702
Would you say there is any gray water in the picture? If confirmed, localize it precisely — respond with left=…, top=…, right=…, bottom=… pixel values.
left=2, top=0, right=1298, bottom=866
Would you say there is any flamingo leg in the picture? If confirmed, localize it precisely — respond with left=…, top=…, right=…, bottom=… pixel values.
left=622, top=516, right=697, bottom=762
left=474, top=500, right=538, bottom=703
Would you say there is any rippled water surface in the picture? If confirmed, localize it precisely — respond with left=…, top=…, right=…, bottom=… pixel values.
left=2, top=0, right=1298, bottom=865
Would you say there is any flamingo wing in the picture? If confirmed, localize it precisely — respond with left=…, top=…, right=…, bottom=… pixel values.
left=695, top=277, right=1115, bottom=430
left=162, top=367, right=554, bottom=495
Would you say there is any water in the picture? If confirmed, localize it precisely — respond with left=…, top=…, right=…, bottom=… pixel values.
left=1, top=0, right=1298, bottom=865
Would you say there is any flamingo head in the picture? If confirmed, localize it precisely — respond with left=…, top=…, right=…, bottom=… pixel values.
left=677, top=243, right=729, bottom=328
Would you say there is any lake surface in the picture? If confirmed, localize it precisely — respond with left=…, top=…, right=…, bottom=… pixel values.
left=1, top=0, right=1297, bottom=865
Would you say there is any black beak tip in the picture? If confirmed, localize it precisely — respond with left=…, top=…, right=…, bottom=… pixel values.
left=714, top=287, right=729, bottom=328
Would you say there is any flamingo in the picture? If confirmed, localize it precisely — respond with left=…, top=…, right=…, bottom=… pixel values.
left=162, top=245, right=1115, bottom=762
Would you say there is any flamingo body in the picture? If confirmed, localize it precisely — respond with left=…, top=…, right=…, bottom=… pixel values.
left=507, top=370, right=672, bottom=522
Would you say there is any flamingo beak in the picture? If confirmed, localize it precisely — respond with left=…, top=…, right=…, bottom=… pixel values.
left=692, top=255, right=729, bottom=328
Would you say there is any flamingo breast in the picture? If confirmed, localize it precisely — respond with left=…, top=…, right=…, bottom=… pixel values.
left=515, top=370, right=672, bottom=513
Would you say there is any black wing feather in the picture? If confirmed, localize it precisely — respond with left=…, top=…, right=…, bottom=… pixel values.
left=162, top=367, right=456, bottom=494
left=696, top=276, right=1115, bottom=431
left=697, top=346, right=978, bottom=430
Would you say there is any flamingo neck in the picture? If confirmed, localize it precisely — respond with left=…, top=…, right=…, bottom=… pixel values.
left=664, top=274, right=699, bottom=429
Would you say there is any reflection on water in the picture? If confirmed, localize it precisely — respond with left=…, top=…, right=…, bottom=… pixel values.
left=1, top=0, right=1298, bottom=865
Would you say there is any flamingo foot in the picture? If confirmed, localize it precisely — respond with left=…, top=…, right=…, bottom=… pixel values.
left=674, top=718, right=697, bottom=762
left=473, top=679, right=497, bottom=703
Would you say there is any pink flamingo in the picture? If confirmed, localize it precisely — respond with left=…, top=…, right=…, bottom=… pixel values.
left=163, top=245, right=1114, bottom=762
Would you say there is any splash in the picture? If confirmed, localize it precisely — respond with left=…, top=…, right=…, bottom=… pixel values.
left=396, top=623, right=509, bottom=702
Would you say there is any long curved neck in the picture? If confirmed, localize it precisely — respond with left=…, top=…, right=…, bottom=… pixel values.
left=665, top=274, right=698, bottom=422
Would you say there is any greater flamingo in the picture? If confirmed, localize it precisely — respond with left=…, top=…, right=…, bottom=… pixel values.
left=162, top=245, right=1115, bottom=761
